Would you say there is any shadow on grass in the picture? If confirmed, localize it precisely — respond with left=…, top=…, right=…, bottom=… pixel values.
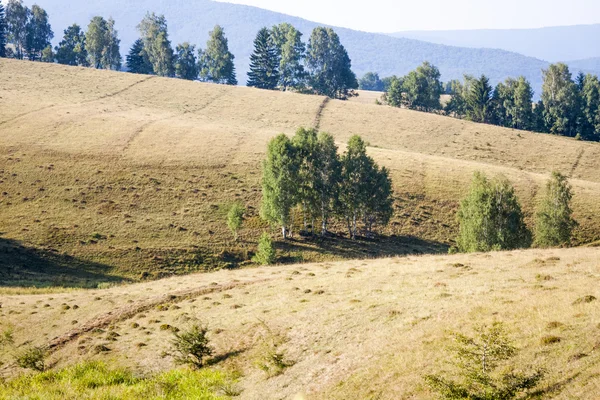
left=0, top=236, right=127, bottom=289
left=275, top=232, right=449, bottom=263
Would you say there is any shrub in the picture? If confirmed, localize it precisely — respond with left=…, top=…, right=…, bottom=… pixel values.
left=171, top=323, right=213, bottom=369
left=15, top=346, right=46, bottom=372
left=253, top=233, right=276, bottom=265
left=227, top=203, right=245, bottom=241
left=425, top=322, right=543, bottom=399
left=534, top=172, right=577, bottom=248
left=457, top=172, right=531, bottom=252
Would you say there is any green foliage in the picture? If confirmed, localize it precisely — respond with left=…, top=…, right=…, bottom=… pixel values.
left=457, top=172, right=531, bottom=253
left=137, top=13, right=174, bottom=77
left=0, top=361, right=234, bottom=399
left=579, top=74, right=600, bottom=140
left=260, top=134, right=299, bottom=238
left=175, top=42, right=198, bottom=80
left=534, top=172, right=576, bottom=248
left=40, top=44, right=53, bottom=62
left=401, top=62, right=443, bottom=111
left=247, top=27, right=279, bottom=89
left=6, top=0, right=28, bottom=59
left=491, top=77, right=534, bottom=130
left=425, top=323, right=544, bottom=400
left=466, top=75, right=493, bottom=123
left=306, top=27, right=358, bottom=99
left=383, top=76, right=404, bottom=107
left=314, top=132, right=342, bottom=235
left=15, top=345, right=46, bottom=372
left=85, top=16, right=121, bottom=70
left=126, top=38, right=153, bottom=74
left=254, top=320, right=290, bottom=377
left=226, top=203, right=245, bottom=241
left=171, top=323, right=213, bottom=369
left=24, top=4, right=53, bottom=61
left=253, top=232, right=276, bottom=265
left=542, top=63, right=580, bottom=137
left=55, top=24, right=88, bottom=66
left=271, top=23, right=306, bottom=91
left=198, top=25, right=237, bottom=85
left=359, top=72, right=385, bottom=91
left=0, top=3, right=6, bottom=58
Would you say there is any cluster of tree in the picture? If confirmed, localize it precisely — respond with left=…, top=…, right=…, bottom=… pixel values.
left=372, top=61, right=600, bottom=141
left=1, top=0, right=53, bottom=61
left=456, top=171, right=576, bottom=253
left=246, top=25, right=358, bottom=99
left=260, top=128, right=394, bottom=240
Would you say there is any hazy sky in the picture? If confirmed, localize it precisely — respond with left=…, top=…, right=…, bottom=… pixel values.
left=215, top=0, right=600, bottom=32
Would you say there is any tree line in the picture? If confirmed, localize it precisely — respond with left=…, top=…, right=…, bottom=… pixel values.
left=360, top=62, right=600, bottom=141
left=0, top=1, right=358, bottom=99
left=260, top=128, right=393, bottom=240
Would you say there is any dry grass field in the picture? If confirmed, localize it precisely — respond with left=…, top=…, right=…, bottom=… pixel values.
left=1, top=59, right=600, bottom=287
left=1, top=247, right=600, bottom=399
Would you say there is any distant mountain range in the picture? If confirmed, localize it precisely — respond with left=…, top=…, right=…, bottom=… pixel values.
left=388, top=24, right=600, bottom=63
left=30, top=0, right=600, bottom=95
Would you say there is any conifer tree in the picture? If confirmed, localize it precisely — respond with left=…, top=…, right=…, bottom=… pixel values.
left=126, top=38, right=153, bottom=74
left=55, top=24, right=88, bottom=66
left=534, top=172, right=576, bottom=248
left=247, top=27, right=279, bottom=89
left=175, top=42, right=198, bottom=80
left=198, top=25, right=237, bottom=85
left=466, top=75, right=493, bottom=123
left=0, top=3, right=7, bottom=58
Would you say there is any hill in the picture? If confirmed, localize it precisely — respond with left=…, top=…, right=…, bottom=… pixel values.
left=1, top=247, right=600, bottom=398
left=29, top=0, right=582, bottom=93
left=389, top=24, right=600, bottom=63
left=1, top=59, right=600, bottom=288
left=567, top=57, right=600, bottom=73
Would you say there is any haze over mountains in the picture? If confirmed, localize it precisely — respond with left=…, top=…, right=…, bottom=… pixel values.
left=389, top=24, right=600, bottom=63
left=29, top=0, right=600, bottom=95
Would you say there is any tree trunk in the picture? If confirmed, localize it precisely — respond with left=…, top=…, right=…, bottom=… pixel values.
left=352, top=212, right=357, bottom=240
left=281, top=226, right=287, bottom=239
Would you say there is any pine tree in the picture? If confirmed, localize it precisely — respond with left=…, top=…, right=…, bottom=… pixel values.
left=175, top=42, right=198, bottom=80
left=126, top=38, right=153, bottom=74
left=198, top=25, right=237, bottom=85
left=466, top=75, right=493, bottom=123
left=137, top=13, right=174, bottom=77
left=0, top=3, right=7, bottom=58
left=534, top=172, right=576, bottom=248
left=24, top=4, right=53, bottom=61
left=6, top=0, right=28, bottom=59
left=306, top=27, right=358, bottom=99
left=55, top=24, right=88, bottom=66
left=260, top=134, right=299, bottom=239
left=456, top=172, right=531, bottom=252
left=247, top=27, right=279, bottom=89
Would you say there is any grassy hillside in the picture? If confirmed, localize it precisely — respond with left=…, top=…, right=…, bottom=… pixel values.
left=389, top=24, right=600, bottom=63
left=1, top=247, right=600, bottom=398
left=32, top=0, right=571, bottom=93
left=1, top=59, right=600, bottom=287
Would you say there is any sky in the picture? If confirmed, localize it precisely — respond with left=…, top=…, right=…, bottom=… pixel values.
left=215, top=0, right=600, bottom=32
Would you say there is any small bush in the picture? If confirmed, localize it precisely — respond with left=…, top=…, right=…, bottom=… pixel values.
left=534, top=172, right=577, bottom=248
left=254, top=321, right=291, bottom=378
left=15, top=346, right=46, bottom=372
left=541, top=335, right=562, bottom=345
left=227, top=203, right=246, bottom=241
left=171, top=323, right=213, bottom=369
left=573, top=295, right=597, bottom=305
left=253, top=233, right=276, bottom=265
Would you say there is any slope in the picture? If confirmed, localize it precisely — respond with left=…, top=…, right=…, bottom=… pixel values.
left=34, top=0, right=562, bottom=92
left=1, top=247, right=600, bottom=399
left=1, top=59, right=600, bottom=286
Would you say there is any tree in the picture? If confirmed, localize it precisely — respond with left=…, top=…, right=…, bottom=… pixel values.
left=126, top=38, right=153, bottom=74
left=85, top=16, right=121, bottom=70
left=40, top=44, right=53, bottom=62
left=306, top=27, right=358, bottom=99
left=466, top=75, right=493, bottom=123
left=456, top=172, right=531, bottom=253
left=0, top=3, right=7, bottom=58
left=401, top=62, right=442, bottom=111
left=425, top=323, right=544, bottom=400
left=292, top=127, right=320, bottom=231
left=272, top=23, right=306, bottom=91
left=198, top=25, right=237, bottom=85
left=359, top=72, right=384, bottom=91
left=534, top=172, right=576, bottom=248
left=171, top=323, right=213, bottom=369
left=247, top=27, right=279, bottom=89
left=6, top=0, right=29, bottom=59
left=253, top=233, right=276, bottom=265
left=511, top=76, right=535, bottom=130
left=24, top=4, right=53, bottom=61
left=260, top=134, right=299, bottom=239
left=55, top=24, right=88, bottom=66
left=137, top=13, right=174, bottom=77
left=579, top=74, right=600, bottom=140
left=314, top=132, right=341, bottom=236
left=541, top=63, right=580, bottom=137
left=174, top=42, right=198, bottom=80
left=227, top=203, right=245, bottom=241
left=382, top=76, right=403, bottom=107
left=363, top=165, right=394, bottom=235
